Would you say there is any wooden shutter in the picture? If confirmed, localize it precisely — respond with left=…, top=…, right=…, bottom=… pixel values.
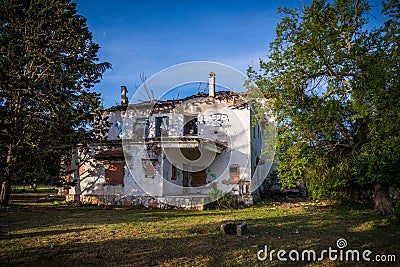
left=171, top=165, right=177, bottom=180
left=105, top=163, right=124, bottom=185
left=191, top=170, right=206, bottom=186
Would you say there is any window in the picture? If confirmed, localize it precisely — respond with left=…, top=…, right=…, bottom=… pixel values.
left=191, top=169, right=207, bottom=187
left=132, top=117, right=149, bottom=139
left=171, top=165, right=177, bottom=180
left=183, top=115, right=198, bottom=136
left=155, top=116, right=169, bottom=137
left=229, top=164, right=240, bottom=184
left=105, top=163, right=124, bottom=185
left=142, top=159, right=155, bottom=178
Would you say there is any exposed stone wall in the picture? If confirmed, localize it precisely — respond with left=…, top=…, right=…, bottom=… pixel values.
left=75, top=194, right=209, bottom=210
left=232, top=194, right=254, bottom=206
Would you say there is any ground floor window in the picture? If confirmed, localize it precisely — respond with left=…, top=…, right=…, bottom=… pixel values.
left=142, top=159, right=155, bottom=178
left=171, top=165, right=177, bottom=180
left=191, top=169, right=207, bottom=187
left=105, top=163, right=124, bottom=185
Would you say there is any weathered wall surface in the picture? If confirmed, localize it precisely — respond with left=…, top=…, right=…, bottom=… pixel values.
left=66, top=93, right=265, bottom=207
left=106, top=110, right=124, bottom=140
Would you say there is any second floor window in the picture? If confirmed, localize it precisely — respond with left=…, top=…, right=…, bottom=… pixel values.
left=132, top=117, right=149, bottom=139
left=183, top=115, right=198, bottom=136
left=155, top=116, right=168, bottom=137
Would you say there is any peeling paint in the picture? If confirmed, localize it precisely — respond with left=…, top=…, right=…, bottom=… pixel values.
left=65, top=88, right=267, bottom=208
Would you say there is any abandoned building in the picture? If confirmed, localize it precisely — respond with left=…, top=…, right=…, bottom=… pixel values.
left=63, top=72, right=270, bottom=209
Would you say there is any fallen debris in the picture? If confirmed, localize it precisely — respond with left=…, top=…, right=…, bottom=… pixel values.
left=220, top=222, right=237, bottom=235
left=220, top=222, right=250, bottom=237
left=236, top=223, right=248, bottom=236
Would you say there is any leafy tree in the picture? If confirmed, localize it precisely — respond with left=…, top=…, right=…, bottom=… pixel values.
left=351, top=0, right=400, bottom=213
left=0, top=0, right=111, bottom=205
left=249, top=0, right=399, bottom=214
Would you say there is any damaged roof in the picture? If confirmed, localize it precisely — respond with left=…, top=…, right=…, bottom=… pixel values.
left=104, top=90, right=249, bottom=113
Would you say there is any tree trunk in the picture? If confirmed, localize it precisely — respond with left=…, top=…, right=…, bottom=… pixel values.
left=374, top=183, right=392, bottom=215
left=1, top=145, right=14, bottom=206
left=0, top=180, right=11, bottom=206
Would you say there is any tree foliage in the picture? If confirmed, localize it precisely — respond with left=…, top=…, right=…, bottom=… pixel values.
left=249, top=0, right=399, bottom=213
left=0, top=0, right=111, bottom=205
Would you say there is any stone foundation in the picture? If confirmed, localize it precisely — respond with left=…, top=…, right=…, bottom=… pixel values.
left=67, top=191, right=257, bottom=209
left=67, top=194, right=210, bottom=210
left=232, top=194, right=254, bottom=206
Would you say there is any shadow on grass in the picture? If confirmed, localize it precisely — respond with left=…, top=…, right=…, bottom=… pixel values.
left=1, top=227, right=96, bottom=240
left=0, top=204, right=234, bottom=232
left=1, top=204, right=399, bottom=266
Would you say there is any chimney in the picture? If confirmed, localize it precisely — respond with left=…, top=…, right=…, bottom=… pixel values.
left=121, top=85, right=128, bottom=105
left=208, top=72, right=215, bottom=98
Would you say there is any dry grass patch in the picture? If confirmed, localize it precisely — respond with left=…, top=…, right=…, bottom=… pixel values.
left=0, top=201, right=399, bottom=266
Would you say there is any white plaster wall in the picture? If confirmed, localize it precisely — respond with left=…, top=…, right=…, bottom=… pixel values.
left=147, top=113, right=172, bottom=138
left=162, top=160, right=183, bottom=195
left=71, top=96, right=259, bottom=200
left=159, top=102, right=252, bottom=196
left=77, top=158, right=106, bottom=196
left=168, top=112, right=183, bottom=137
left=106, top=110, right=124, bottom=140
left=71, top=146, right=125, bottom=197
left=67, top=149, right=80, bottom=196
left=123, top=143, right=163, bottom=197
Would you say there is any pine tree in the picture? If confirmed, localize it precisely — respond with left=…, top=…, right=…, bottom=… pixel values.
left=0, top=0, right=111, bottom=205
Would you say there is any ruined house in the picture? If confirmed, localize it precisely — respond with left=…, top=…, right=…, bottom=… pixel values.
left=64, top=72, right=270, bottom=209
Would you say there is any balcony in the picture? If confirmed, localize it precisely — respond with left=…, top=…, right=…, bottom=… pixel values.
left=146, top=136, right=228, bottom=154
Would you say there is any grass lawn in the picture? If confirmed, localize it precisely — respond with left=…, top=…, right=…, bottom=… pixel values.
left=0, top=199, right=399, bottom=266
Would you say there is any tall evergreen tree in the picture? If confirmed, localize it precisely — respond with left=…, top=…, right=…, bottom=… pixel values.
left=0, top=0, right=111, bottom=205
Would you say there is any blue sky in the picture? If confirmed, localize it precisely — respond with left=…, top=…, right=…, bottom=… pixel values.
left=74, top=0, right=382, bottom=108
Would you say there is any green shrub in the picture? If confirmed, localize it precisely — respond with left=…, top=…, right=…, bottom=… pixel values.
left=209, top=183, right=235, bottom=209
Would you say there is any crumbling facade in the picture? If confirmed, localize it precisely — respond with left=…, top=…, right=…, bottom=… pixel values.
left=64, top=73, right=268, bottom=209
